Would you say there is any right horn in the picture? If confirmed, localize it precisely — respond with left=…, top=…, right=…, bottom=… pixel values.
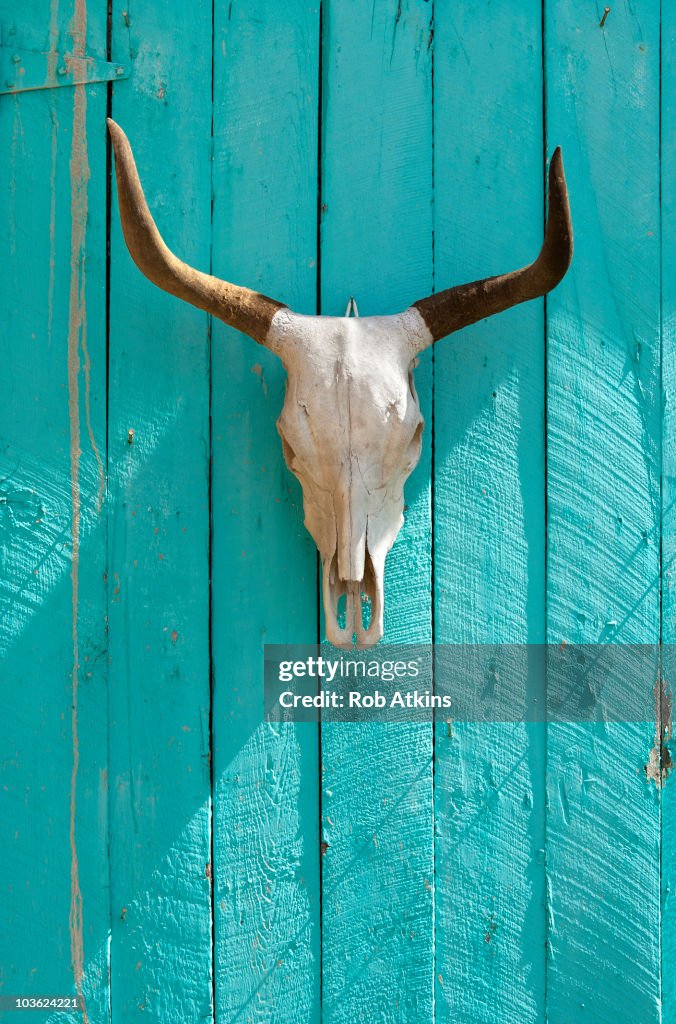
left=411, top=148, right=573, bottom=347
left=107, top=119, right=286, bottom=346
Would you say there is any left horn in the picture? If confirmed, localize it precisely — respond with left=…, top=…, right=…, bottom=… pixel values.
left=410, top=148, right=572, bottom=347
left=107, top=119, right=285, bottom=346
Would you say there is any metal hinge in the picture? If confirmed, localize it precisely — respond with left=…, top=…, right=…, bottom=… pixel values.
left=0, top=47, right=129, bottom=95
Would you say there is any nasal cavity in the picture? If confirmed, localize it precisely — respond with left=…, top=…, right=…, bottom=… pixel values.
left=322, top=546, right=382, bottom=648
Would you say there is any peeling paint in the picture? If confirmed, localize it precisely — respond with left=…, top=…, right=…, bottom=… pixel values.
left=47, top=0, right=60, bottom=80
left=645, top=674, right=673, bottom=788
left=47, top=0, right=59, bottom=349
left=47, top=102, right=59, bottom=350
left=66, top=0, right=90, bottom=1017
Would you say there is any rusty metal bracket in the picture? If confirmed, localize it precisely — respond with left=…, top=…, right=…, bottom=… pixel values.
left=0, top=47, right=129, bottom=95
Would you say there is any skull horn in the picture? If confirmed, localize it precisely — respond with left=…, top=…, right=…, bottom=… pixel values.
left=107, top=119, right=285, bottom=345
left=411, top=148, right=572, bottom=346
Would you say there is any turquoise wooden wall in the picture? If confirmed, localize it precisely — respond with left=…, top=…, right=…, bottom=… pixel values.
left=0, top=1, right=672, bottom=1022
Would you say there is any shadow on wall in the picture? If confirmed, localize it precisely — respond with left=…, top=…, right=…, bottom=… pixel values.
left=0, top=281, right=576, bottom=1020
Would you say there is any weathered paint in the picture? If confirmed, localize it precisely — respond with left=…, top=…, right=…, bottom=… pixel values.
left=1, top=0, right=110, bottom=1019
left=47, top=0, right=59, bottom=348
left=546, top=3, right=661, bottom=1022
left=211, top=2, right=321, bottom=1019
left=108, top=0, right=213, bottom=1020
left=432, top=3, right=546, bottom=1021
left=1, top=3, right=675, bottom=1022
left=66, top=3, right=90, bottom=1008
left=645, top=678, right=673, bottom=789
left=663, top=5, right=676, bottom=1021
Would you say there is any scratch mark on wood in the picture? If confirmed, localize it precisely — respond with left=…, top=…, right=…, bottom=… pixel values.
left=390, top=0, right=402, bottom=66
left=66, top=0, right=90, bottom=1017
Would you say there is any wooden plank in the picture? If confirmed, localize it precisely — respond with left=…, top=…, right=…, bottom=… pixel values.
left=0, top=1, right=110, bottom=1019
left=319, top=1, right=434, bottom=1019
left=432, top=3, right=546, bottom=1021
left=545, top=5, right=661, bottom=1022
left=210, top=2, right=321, bottom=1021
left=107, top=3, right=213, bottom=1020
left=662, top=6, right=676, bottom=1019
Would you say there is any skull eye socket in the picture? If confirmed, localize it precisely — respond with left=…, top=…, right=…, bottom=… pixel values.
left=278, top=429, right=299, bottom=472
left=280, top=434, right=295, bottom=464
left=405, top=421, right=424, bottom=469
left=408, top=366, right=420, bottom=403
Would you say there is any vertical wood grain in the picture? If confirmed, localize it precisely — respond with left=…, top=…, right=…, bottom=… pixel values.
left=108, top=2, right=213, bottom=1019
left=0, top=2, right=110, bottom=1019
left=662, top=4, right=676, bottom=1019
left=319, top=1, right=434, bottom=1019
left=545, top=4, right=661, bottom=1021
left=1, top=4, right=672, bottom=1021
left=432, top=4, right=546, bottom=1021
left=210, top=2, right=321, bottom=1021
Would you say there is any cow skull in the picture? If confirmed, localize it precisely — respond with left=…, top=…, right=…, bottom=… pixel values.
left=108, top=119, right=572, bottom=647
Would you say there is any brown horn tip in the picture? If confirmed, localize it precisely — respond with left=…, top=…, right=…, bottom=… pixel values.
left=539, top=146, right=573, bottom=287
left=107, top=118, right=286, bottom=347
left=410, top=148, right=573, bottom=346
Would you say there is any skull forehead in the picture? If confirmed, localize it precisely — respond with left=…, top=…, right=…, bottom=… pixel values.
left=273, top=309, right=425, bottom=497
left=275, top=313, right=420, bottom=439
left=269, top=308, right=425, bottom=379
left=271, top=309, right=424, bottom=427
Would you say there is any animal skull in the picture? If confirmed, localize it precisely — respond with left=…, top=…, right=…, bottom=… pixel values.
left=108, top=119, right=572, bottom=647
left=268, top=306, right=428, bottom=645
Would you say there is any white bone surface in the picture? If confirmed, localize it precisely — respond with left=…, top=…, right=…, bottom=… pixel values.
left=266, top=307, right=433, bottom=646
